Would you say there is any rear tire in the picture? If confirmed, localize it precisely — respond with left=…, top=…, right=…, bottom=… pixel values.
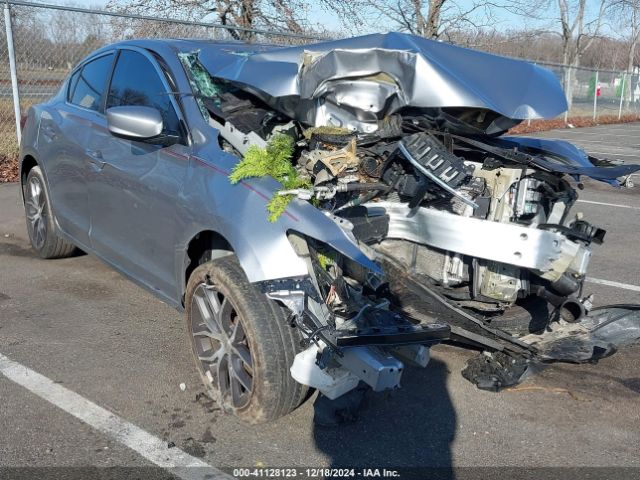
left=184, top=256, right=309, bottom=424
left=24, top=166, right=76, bottom=259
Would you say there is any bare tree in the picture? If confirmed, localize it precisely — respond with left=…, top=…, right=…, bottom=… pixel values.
left=319, top=0, right=540, bottom=39
left=610, top=0, right=640, bottom=104
left=106, top=0, right=318, bottom=40
left=555, top=0, right=608, bottom=110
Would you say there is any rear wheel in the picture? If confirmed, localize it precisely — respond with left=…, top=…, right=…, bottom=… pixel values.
left=24, top=166, right=76, bottom=259
left=184, top=256, right=309, bottom=424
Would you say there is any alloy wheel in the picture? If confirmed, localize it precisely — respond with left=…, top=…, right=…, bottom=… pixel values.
left=25, top=176, right=47, bottom=250
left=190, top=283, right=254, bottom=409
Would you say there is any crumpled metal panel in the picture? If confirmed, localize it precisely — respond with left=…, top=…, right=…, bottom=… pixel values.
left=197, top=32, right=568, bottom=132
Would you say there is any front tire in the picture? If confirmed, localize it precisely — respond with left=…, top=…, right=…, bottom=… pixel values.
left=184, top=256, right=309, bottom=424
left=24, top=166, right=76, bottom=259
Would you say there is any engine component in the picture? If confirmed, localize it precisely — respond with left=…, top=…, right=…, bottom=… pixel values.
left=360, top=156, right=384, bottom=178
left=395, top=132, right=477, bottom=209
left=443, top=252, right=465, bottom=285
left=338, top=206, right=390, bottom=244
left=561, top=219, right=606, bottom=245
left=279, top=182, right=387, bottom=201
left=513, top=178, right=543, bottom=219
left=299, top=137, right=359, bottom=179
left=476, top=261, right=522, bottom=302
left=400, top=133, right=471, bottom=189
left=550, top=273, right=582, bottom=296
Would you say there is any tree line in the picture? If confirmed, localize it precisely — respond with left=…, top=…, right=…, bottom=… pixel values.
left=4, top=0, right=639, bottom=107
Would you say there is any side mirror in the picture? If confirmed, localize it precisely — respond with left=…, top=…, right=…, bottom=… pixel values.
left=106, top=106, right=163, bottom=140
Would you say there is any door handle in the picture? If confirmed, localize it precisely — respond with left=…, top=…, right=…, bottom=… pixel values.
left=85, top=149, right=106, bottom=170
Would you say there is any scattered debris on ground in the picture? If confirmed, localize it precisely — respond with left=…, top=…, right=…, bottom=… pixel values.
left=461, top=351, right=534, bottom=392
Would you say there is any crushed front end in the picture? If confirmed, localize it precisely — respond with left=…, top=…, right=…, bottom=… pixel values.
left=182, top=32, right=640, bottom=400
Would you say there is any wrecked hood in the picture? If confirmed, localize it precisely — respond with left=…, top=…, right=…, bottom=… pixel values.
left=198, top=32, right=568, bottom=133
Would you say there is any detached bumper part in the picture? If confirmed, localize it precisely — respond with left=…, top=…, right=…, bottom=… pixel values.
left=461, top=351, right=533, bottom=392
left=340, top=346, right=404, bottom=392
left=522, top=304, right=640, bottom=363
left=291, top=342, right=434, bottom=400
left=290, top=344, right=360, bottom=400
left=325, top=321, right=449, bottom=347
left=462, top=305, right=640, bottom=391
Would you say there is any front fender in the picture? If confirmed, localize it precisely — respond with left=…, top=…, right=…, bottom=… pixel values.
left=177, top=152, right=380, bottom=295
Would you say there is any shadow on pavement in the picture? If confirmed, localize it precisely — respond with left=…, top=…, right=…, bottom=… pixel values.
left=312, top=358, right=455, bottom=478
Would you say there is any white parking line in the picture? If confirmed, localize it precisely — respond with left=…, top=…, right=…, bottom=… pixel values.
left=577, top=199, right=640, bottom=210
left=543, top=138, right=635, bottom=148
left=587, top=152, right=639, bottom=158
left=586, top=277, right=640, bottom=292
left=0, top=353, right=233, bottom=480
left=536, top=132, right=640, bottom=138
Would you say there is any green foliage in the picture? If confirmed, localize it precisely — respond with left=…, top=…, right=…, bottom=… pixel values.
left=266, top=195, right=295, bottom=223
left=230, top=134, right=296, bottom=183
left=230, top=135, right=311, bottom=222
left=316, top=251, right=336, bottom=271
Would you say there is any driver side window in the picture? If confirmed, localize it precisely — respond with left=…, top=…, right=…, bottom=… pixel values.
left=107, top=50, right=182, bottom=139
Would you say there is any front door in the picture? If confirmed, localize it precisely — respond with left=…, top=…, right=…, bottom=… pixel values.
left=87, top=48, right=190, bottom=298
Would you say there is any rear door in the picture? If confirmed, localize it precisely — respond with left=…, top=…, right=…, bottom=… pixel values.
left=42, top=53, right=115, bottom=247
left=87, top=48, right=191, bottom=298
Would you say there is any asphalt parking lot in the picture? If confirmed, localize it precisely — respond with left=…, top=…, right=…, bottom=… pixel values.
left=1, top=122, right=640, bottom=479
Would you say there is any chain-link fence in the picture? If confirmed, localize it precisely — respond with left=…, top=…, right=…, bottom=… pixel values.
left=1, top=0, right=639, bottom=166
left=0, top=0, right=320, bottom=163
left=536, top=61, right=640, bottom=121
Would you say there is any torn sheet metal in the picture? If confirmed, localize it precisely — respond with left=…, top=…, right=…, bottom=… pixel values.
left=197, top=32, right=568, bottom=133
left=521, top=305, right=640, bottom=363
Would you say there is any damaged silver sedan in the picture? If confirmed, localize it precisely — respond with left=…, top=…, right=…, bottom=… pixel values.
left=19, top=33, right=640, bottom=424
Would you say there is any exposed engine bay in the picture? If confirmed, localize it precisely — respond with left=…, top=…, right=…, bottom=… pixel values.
left=178, top=34, right=640, bottom=408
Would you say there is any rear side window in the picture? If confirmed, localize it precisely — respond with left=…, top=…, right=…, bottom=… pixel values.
left=69, top=54, right=114, bottom=112
left=107, top=50, right=181, bottom=136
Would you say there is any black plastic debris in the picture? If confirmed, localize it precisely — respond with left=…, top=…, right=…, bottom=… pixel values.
left=522, top=305, right=640, bottom=363
left=461, top=351, right=532, bottom=392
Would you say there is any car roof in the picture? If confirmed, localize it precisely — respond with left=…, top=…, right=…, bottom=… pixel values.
left=90, top=38, right=281, bottom=57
